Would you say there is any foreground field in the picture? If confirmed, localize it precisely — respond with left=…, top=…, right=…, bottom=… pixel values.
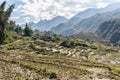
left=0, top=38, right=120, bottom=80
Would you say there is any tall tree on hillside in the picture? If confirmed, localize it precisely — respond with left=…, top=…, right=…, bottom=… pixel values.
left=14, top=26, right=22, bottom=34
left=24, top=23, right=33, bottom=37
left=0, top=1, right=15, bottom=44
left=7, top=21, right=16, bottom=31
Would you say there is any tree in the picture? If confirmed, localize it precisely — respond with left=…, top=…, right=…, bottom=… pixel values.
left=7, top=21, right=17, bottom=31
left=0, top=1, right=15, bottom=44
left=24, top=23, right=33, bottom=37
left=14, top=25, right=22, bottom=34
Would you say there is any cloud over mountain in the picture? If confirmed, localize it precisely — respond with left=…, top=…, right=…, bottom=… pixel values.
left=1, top=0, right=120, bottom=24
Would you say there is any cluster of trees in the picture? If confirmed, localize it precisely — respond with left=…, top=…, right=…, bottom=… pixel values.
left=0, top=1, right=33, bottom=45
left=60, top=39, right=88, bottom=48
left=33, top=31, right=61, bottom=42
left=40, top=31, right=61, bottom=42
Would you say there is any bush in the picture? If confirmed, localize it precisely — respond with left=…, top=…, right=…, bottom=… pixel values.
left=36, top=48, right=46, bottom=52
left=29, top=42, right=46, bottom=52
left=60, top=39, right=88, bottom=48
left=49, top=72, right=57, bottom=79
left=4, top=32, right=14, bottom=44
left=40, top=32, right=61, bottom=42
left=29, top=42, right=36, bottom=49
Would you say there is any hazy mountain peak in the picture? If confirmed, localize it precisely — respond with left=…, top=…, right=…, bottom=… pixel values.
left=51, top=2, right=120, bottom=36
left=103, top=2, right=120, bottom=12
left=106, top=2, right=120, bottom=8
left=29, top=16, right=68, bottom=31
left=54, top=16, right=67, bottom=19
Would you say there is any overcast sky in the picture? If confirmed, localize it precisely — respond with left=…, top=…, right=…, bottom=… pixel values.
left=1, top=0, right=120, bottom=24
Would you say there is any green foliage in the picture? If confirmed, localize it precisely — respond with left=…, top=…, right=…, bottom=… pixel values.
left=60, top=39, right=88, bottom=48
left=24, top=23, right=33, bottom=37
left=0, top=1, right=15, bottom=45
left=4, top=32, right=14, bottom=44
left=29, top=42, right=46, bottom=53
left=35, top=31, right=61, bottom=42
left=0, top=30, right=6, bottom=44
left=29, top=42, right=36, bottom=49
left=7, top=21, right=18, bottom=31
left=49, top=72, right=57, bottom=79
left=14, top=26, right=22, bottom=34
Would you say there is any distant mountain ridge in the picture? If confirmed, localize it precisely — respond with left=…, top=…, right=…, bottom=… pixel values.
left=73, top=9, right=120, bottom=33
left=51, top=8, right=100, bottom=35
left=51, top=2, right=120, bottom=36
left=29, top=16, right=67, bottom=31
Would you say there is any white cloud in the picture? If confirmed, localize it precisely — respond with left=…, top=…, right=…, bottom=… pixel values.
left=24, top=17, right=30, bottom=23
left=11, top=16, right=20, bottom=19
left=3, top=0, right=120, bottom=24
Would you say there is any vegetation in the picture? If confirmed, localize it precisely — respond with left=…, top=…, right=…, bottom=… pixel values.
left=0, top=1, right=15, bottom=45
left=0, top=1, right=120, bottom=80
left=0, top=29, right=119, bottom=80
left=14, top=26, right=22, bottom=34
left=24, top=23, right=33, bottom=37
left=37, top=31, right=61, bottom=42
left=49, top=72, right=57, bottom=79
left=60, top=39, right=88, bottom=48
left=0, top=38, right=120, bottom=79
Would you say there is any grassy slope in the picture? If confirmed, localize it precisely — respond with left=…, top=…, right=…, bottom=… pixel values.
left=0, top=37, right=120, bottom=80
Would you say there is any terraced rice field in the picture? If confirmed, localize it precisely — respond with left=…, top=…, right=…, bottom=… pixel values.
left=0, top=39, right=120, bottom=80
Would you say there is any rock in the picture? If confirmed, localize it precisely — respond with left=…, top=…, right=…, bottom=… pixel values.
left=110, top=61, right=116, bottom=64
left=52, top=49, right=60, bottom=53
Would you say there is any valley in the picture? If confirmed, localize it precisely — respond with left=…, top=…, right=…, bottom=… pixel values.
left=0, top=1, right=120, bottom=80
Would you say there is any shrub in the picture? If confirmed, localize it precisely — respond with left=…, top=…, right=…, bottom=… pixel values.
left=29, top=42, right=36, bottom=49
left=49, top=72, right=57, bottom=79
left=40, top=32, right=61, bottom=42
left=36, top=48, right=46, bottom=52
left=4, top=32, right=14, bottom=44
left=60, top=39, right=88, bottom=48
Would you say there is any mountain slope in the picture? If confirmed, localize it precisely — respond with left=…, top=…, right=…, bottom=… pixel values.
left=60, top=9, right=120, bottom=36
left=51, top=8, right=100, bottom=34
left=96, top=19, right=120, bottom=44
left=74, top=9, right=120, bottom=33
left=29, top=16, right=67, bottom=31
left=51, top=3, right=120, bottom=35
left=68, top=8, right=100, bottom=24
